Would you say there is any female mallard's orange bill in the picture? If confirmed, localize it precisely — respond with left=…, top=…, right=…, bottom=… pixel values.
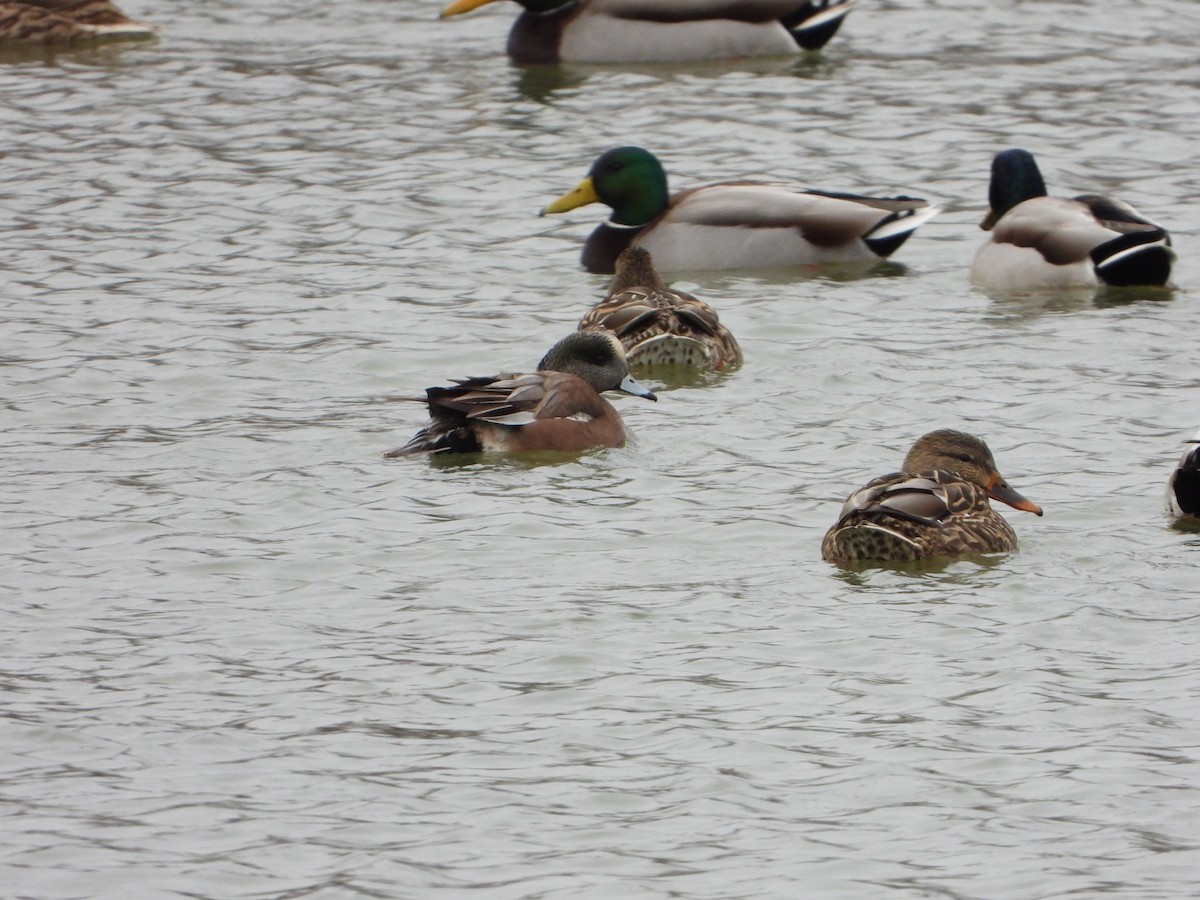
left=987, top=474, right=1043, bottom=515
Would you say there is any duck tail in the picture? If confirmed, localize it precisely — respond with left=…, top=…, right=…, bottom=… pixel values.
left=781, top=0, right=856, bottom=51
left=1092, top=232, right=1175, bottom=286
left=83, top=21, right=157, bottom=41
left=862, top=204, right=942, bottom=258
left=1169, top=445, right=1200, bottom=516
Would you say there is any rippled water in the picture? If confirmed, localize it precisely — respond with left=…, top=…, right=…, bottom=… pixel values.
left=4, top=0, right=1200, bottom=896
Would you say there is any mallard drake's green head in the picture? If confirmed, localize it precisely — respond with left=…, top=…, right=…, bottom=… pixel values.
left=904, top=429, right=1043, bottom=515
left=541, top=146, right=671, bottom=227
left=981, top=148, right=1049, bottom=230
left=538, top=331, right=657, bottom=400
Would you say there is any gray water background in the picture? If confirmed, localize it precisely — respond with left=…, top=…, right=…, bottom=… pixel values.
left=3, top=0, right=1200, bottom=896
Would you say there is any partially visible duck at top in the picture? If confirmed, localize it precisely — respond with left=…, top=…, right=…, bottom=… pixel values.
left=386, top=331, right=656, bottom=457
left=0, top=0, right=156, bottom=48
left=579, top=246, right=742, bottom=372
left=821, top=429, right=1044, bottom=565
left=1166, top=429, right=1200, bottom=520
left=970, top=148, right=1174, bottom=291
left=439, top=0, right=856, bottom=64
left=540, top=146, right=941, bottom=274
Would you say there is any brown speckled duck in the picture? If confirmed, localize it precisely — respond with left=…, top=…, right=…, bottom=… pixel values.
left=387, top=331, right=656, bottom=457
left=439, top=0, right=856, bottom=65
left=822, top=429, right=1044, bottom=564
left=0, top=1, right=155, bottom=48
left=579, top=247, right=742, bottom=372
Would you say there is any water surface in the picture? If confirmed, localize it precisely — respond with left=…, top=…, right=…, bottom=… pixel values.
left=3, top=0, right=1200, bottom=896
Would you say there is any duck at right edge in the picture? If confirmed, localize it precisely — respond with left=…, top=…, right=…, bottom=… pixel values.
left=822, top=429, right=1044, bottom=565
left=1166, top=429, right=1200, bottom=520
left=970, top=149, right=1175, bottom=291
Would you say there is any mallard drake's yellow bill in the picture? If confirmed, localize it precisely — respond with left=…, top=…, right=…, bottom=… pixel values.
left=540, top=178, right=600, bottom=216
left=441, top=0, right=501, bottom=19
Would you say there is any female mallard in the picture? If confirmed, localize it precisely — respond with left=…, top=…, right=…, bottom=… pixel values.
left=0, top=1, right=155, bottom=47
left=386, top=331, right=656, bottom=456
left=541, top=146, right=940, bottom=274
left=821, top=429, right=1044, bottom=564
left=440, top=0, right=856, bottom=64
left=579, top=247, right=742, bottom=371
left=1166, top=430, right=1200, bottom=519
left=970, top=149, right=1174, bottom=290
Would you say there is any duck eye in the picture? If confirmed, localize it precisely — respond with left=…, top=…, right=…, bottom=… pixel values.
left=957, top=453, right=973, bottom=463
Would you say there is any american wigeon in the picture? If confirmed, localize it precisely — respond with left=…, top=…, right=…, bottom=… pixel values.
left=578, top=247, right=742, bottom=371
left=822, top=429, right=1044, bottom=564
left=1167, top=429, right=1200, bottom=519
left=439, top=0, right=856, bottom=64
left=386, top=331, right=657, bottom=456
left=540, top=146, right=940, bottom=274
left=970, top=149, right=1174, bottom=290
left=0, top=0, right=155, bottom=47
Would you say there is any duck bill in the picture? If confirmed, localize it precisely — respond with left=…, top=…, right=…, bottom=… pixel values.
left=986, top=472, right=1043, bottom=516
left=540, top=177, right=600, bottom=216
left=440, top=0, right=499, bottom=17
left=979, top=207, right=999, bottom=231
left=617, top=373, right=656, bottom=401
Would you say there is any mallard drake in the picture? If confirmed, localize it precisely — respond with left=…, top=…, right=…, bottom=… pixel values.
left=541, top=146, right=940, bottom=274
left=1166, top=430, right=1200, bottom=519
left=579, top=247, right=742, bottom=371
left=0, top=1, right=155, bottom=47
left=386, top=331, right=656, bottom=456
left=970, top=149, right=1174, bottom=290
left=440, top=0, right=856, bottom=64
left=821, top=429, right=1044, bottom=564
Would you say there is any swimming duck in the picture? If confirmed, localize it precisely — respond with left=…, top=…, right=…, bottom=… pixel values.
left=0, top=1, right=155, bottom=47
left=579, top=247, right=742, bottom=371
left=1166, top=429, right=1200, bottom=519
left=970, top=149, right=1174, bottom=290
left=386, top=331, right=657, bottom=456
left=440, top=0, right=856, bottom=64
left=821, top=429, right=1044, bottom=564
left=541, top=146, right=940, bottom=274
